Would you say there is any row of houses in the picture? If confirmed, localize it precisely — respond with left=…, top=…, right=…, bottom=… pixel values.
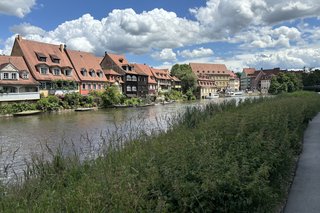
left=240, top=67, right=287, bottom=93
left=0, top=35, right=181, bottom=102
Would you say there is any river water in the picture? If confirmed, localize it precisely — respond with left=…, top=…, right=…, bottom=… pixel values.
left=0, top=97, right=248, bottom=181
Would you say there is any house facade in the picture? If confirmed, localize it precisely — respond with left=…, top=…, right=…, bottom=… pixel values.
left=190, top=63, right=231, bottom=92
left=103, top=69, right=124, bottom=93
left=101, top=53, right=148, bottom=97
left=151, top=68, right=172, bottom=93
left=240, top=68, right=256, bottom=91
left=132, top=64, right=158, bottom=96
left=0, top=56, right=40, bottom=102
left=11, top=36, right=80, bottom=96
left=228, top=72, right=240, bottom=92
left=65, top=50, right=107, bottom=95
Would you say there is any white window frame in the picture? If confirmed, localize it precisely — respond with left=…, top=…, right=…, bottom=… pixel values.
left=22, top=72, right=29, bottom=79
left=126, top=85, right=131, bottom=91
left=132, top=86, right=137, bottom=92
left=64, top=69, right=72, bottom=76
left=53, top=68, right=61, bottom=76
left=82, top=83, right=86, bottom=90
left=3, top=73, right=9, bottom=79
left=11, top=73, right=18, bottom=80
left=40, top=67, right=48, bottom=75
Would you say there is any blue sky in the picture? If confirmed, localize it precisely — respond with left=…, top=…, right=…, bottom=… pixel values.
left=0, top=0, right=319, bottom=71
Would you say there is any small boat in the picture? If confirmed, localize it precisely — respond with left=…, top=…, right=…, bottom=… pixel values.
left=75, top=107, right=94, bottom=111
left=137, top=103, right=156, bottom=107
left=205, top=94, right=219, bottom=99
left=234, top=91, right=243, bottom=96
left=161, top=100, right=175, bottom=105
left=225, top=92, right=235, bottom=97
left=13, top=110, right=42, bottom=116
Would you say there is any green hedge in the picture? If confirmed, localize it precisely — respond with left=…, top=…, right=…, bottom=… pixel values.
left=1, top=92, right=320, bottom=212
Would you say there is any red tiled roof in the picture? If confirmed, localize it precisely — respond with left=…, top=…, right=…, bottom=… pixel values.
left=107, top=53, right=129, bottom=67
left=170, top=76, right=181, bottom=82
left=190, top=63, right=231, bottom=76
left=66, top=50, right=107, bottom=83
left=151, top=68, right=172, bottom=80
left=0, top=55, right=39, bottom=85
left=12, top=36, right=79, bottom=82
left=132, top=64, right=157, bottom=84
left=243, top=68, right=256, bottom=75
left=103, top=69, right=122, bottom=76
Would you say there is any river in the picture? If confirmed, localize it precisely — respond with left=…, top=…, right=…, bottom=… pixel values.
left=0, top=97, right=249, bottom=181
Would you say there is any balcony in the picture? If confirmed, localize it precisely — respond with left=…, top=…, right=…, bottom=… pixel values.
left=0, top=92, right=40, bottom=102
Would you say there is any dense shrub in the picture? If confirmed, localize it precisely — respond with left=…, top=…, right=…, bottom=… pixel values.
left=0, top=102, right=36, bottom=114
left=101, top=85, right=124, bottom=106
left=36, top=95, right=61, bottom=111
left=1, top=92, right=320, bottom=212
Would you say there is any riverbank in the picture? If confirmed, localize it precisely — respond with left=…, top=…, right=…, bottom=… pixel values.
left=1, top=92, right=319, bottom=212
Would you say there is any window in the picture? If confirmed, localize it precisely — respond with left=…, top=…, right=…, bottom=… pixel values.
left=40, top=67, right=48, bottom=75
left=53, top=68, right=61, bottom=75
left=88, top=84, right=92, bottom=90
left=132, top=86, right=137, bottom=91
left=3, top=73, right=9, bottom=79
left=40, top=82, right=46, bottom=89
left=119, top=58, right=124, bottom=63
left=93, top=84, right=97, bottom=90
left=97, top=71, right=103, bottom=78
left=11, top=73, right=17, bottom=79
left=132, top=76, right=137, bottom=81
left=81, top=69, right=87, bottom=76
left=89, top=70, right=96, bottom=77
left=64, top=69, right=72, bottom=76
left=82, top=84, right=86, bottom=90
left=126, top=86, right=131, bottom=91
left=36, top=52, right=47, bottom=62
left=98, top=84, right=101, bottom=90
left=3, top=87, right=16, bottom=93
left=22, top=72, right=29, bottom=79
left=50, top=54, right=60, bottom=63
left=126, top=75, right=132, bottom=81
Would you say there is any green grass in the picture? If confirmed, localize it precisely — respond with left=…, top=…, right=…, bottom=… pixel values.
left=1, top=91, right=320, bottom=212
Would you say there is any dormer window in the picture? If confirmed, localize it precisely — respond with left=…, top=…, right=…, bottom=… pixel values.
left=36, top=52, right=47, bottom=62
left=81, top=68, right=87, bottom=76
left=22, top=71, right=29, bottom=79
left=64, top=69, right=72, bottom=76
left=97, top=71, right=103, bottom=78
left=39, top=66, right=49, bottom=75
left=89, top=69, right=96, bottom=77
left=53, top=68, right=61, bottom=76
left=119, top=58, right=124, bottom=63
left=3, top=73, right=9, bottom=79
left=11, top=73, right=17, bottom=80
left=50, top=54, right=60, bottom=63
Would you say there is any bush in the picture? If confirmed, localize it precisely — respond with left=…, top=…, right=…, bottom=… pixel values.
left=0, top=102, right=36, bottom=114
left=101, top=85, right=124, bottom=106
left=36, top=96, right=61, bottom=111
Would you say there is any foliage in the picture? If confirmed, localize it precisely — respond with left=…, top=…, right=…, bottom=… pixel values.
left=185, top=88, right=196, bottom=100
left=52, top=80, right=78, bottom=90
left=164, top=89, right=183, bottom=101
left=101, top=85, right=124, bottom=106
left=269, top=72, right=303, bottom=94
left=0, top=102, right=36, bottom=114
left=36, top=95, right=61, bottom=111
left=302, top=69, right=320, bottom=91
left=171, top=64, right=197, bottom=93
left=1, top=92, right=320, bottom=212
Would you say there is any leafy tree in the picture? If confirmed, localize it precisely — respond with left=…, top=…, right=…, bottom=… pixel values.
left=101, top=85, right=124, bottom=106
left=269, top=72, right=302, bottom=94
left=171, top=64, right=197, bottom=93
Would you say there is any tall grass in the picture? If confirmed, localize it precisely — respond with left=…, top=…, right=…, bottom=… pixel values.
left=1, top=92, right=320, bottom=212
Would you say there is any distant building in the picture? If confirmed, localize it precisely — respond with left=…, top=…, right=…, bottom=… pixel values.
left=151, top=68, right=172, bottom=93
left=170, top=76, right=181, bottom=91
left=0, top=55, right=40, bottom=102
left=65, top=50, right=107, bottom=95
left=103, top=69, right=124, bottom=93
left=11, top=35, right=80, bottom=96
left=228, top=72, right=240, bottom=92
left=132, top=64, right=158, bottom=96
left=240, top=68, right=256, bottom=91
left=101, top=53, right=148, bottom=97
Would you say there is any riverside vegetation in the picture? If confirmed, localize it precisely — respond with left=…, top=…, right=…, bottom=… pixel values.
left=1, top=91, right=320, bottom=212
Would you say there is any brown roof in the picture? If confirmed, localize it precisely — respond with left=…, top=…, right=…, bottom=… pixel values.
left=151, top=68, right=172, bottom=80
left=11, top=36, right=79, bottom=82
left=0, top=55, right=39, bottom=85
left=171, top=76, right=181, bottom=82
left=190, top=63, right=231, bottom=76
left=66, top=49, right=107, bottom=83
left=243, top=68, right=256, bottom=75
left=107, top=53, right=129, bottom=67
left=103, top=69, right=122, bottom=76
left=132, top=64, right=157, bottom=84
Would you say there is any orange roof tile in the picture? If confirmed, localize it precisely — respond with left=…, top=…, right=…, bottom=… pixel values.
left=132, top=64, right=157, bottom=84
left=107, top=53, right=129, bottom=67
left=190, top=63, right=231, bottom=76
left=66, top=49, right=107, bottom=83
left=0, top=55, right=39, bottom=85
left=243, top=68, right=256, bottom=75
left=103, top=69, right=122, bottom=76
left=151, top=68, right=172, bottom=80
left=12, top=36, right=79, bottom=82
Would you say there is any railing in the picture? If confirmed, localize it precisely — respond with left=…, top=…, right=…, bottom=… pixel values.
left=49, top=90, right=79, bottom=95
left=0, top=92, right=40, bottom=102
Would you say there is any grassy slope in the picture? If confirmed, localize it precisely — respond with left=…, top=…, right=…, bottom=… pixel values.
left=1, top=92, right=320, bottom=212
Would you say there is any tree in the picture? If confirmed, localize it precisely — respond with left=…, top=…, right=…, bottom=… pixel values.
left=171, top=64, right=197, bottom=93
left=101, top=85, right=124, bottom=106
left=269, top=72, right=302, bottom=94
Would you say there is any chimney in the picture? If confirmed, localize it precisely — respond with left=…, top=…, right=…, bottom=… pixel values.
left=17, top=35, right=22, bottom=41
left=59, top=44, right=64, bottom=52
left=105, top=51, right=107, bottom=55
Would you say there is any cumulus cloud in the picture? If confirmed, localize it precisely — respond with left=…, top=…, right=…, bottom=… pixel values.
left=10, top=23, right=46, bottom=36
left=0, top=0, right=36, bottom=18
left=151, top=48, right=177, bottom=61
left=178, top=47, right=214, bottom=58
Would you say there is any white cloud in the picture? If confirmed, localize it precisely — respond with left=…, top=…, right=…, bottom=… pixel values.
left=10, top=23, right=46, bottom=36
left=151, top=48, right=177, bottom=61
left=0, top=0, right=36, bottom=18
left=178, top=47, right=214, bottom=58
